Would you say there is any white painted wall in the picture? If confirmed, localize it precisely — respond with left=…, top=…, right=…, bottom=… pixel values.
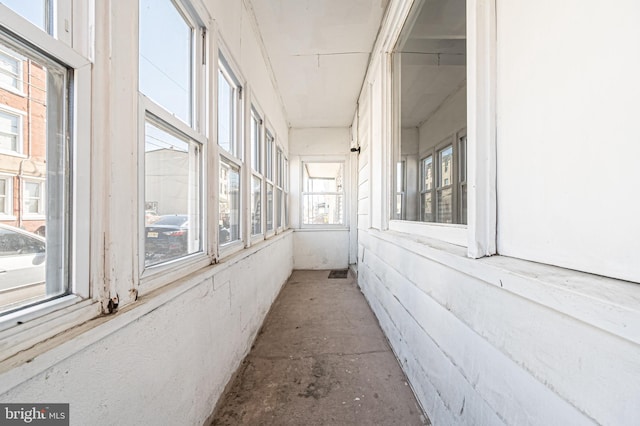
left=353, top=0, right=640, bottom=425
left=496, top=0, right=640, bottom=283
left=0, top=1, right=294, bottom=425
left=0, top=234, right=293, bottom=426
left=289, top=127, right=352, bottom=269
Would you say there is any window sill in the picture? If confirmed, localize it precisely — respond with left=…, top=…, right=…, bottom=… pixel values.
left=389, top=219, right=467, bottom=247
left=366, top=228, right=640, bottom=345
left=0, top=295, right=99, bottom=364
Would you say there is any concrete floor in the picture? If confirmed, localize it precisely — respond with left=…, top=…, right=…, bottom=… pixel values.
left=210, top=270, right=429, bottom=426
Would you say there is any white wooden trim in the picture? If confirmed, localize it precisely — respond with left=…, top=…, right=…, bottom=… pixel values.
left=466, top=0, right=497, bottom=258
left=389, top=220, right=467, bottom=247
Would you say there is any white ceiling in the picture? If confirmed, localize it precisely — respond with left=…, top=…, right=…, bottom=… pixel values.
left=249, top=0, right=389, bottom=128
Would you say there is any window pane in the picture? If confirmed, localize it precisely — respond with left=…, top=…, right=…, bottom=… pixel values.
left=421, top=192, right=433, bottom=222
left=422, top=156, right=433, bottom=191
left=0, top=179, right=6, bottom=213
left=303, top=163, right=343, bottom=192
left=251, top=175, right=262, bottom=235
left=219, top=158, right=240, bottom=245
left=0, top=48, right=21, bottom=90
left=303, top=194, right=343, bottom=225
left=251, top=113, right=261, bottom=172
left=139, top=0, right=192, bottom=124
left=144, top=121, right=201, bottom=267
left=275, top=187, right=282, bottom=228
left=437, top=187, right=453, bottom=224
left=0, top=110, right=19, bottom=151
left=266, top=183, right=273, bottom=232
left=460, top=183, right=467, bottom=225
left=1, top=0, right=48, bottom=31
left=438, top=146, right=453, bottom=187
left=0, top=34, right=68, bottom=314
left=266, top=132, right=273, bottom=180
left=217, top=70, right=234, bottom=155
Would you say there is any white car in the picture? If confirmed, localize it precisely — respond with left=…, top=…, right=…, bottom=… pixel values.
left=0, top=224, right=46, bottom=293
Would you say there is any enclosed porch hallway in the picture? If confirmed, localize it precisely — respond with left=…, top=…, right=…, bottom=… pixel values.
left=210, top=270, right=427, bottom=425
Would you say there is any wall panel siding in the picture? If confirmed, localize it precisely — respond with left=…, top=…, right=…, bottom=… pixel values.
left=358, top=230, right=637, bottom=424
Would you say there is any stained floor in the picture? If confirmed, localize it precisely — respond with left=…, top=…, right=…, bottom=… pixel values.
left=210, top=270, right=429, bottom=426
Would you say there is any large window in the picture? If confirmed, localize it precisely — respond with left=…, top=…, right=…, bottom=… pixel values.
left=394, top=0, right=467, bottom=226
left=0, top=27, right=75, bottom=314
left=139, top=0, right=205, bottom=269
left=218, top=55, right=243, bottom=247
left=302, top=162, right=344, bottom=226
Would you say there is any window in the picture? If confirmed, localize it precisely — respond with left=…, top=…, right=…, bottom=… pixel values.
left=139, top=0, right=206, bottom=270
left=0, top=28, right=77, bottom=315
left=0, top=47, right=23, bottom=93
left=275, top=148, right=283, bottom=229
left=250, top=108, right=264, bottom=236
left=437, top=145, right=453, bottom=223
left=265, top=131, right=274, bottom=233
left=219, top=158, right=240, bottom=244
left=0, top=109, right=22, bottom=154
left=0, top=175, right=13, bottom=217
left=302, top=162, right=344, bottom=226
left=393, top=0, right=467, bottom=226
left=458, top=134, right=467, bottom=224
left=218, top=58, right=242, bottom=158
left=22, top=179, right=44, bottom=218
left=419, top=156, right=433, bottom=222
left=218, top=54, right=243, bottom=248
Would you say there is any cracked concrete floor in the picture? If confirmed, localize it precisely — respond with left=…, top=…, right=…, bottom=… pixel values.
left=210, top=270, right=429, bottom=426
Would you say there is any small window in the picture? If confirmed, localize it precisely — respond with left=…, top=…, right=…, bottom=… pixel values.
left=0, top=175, right=13, bottom=217
left=22, top=180, right=45, bottom=218
left=436, top=146, right=453, bottom=223
left=302, top=162, right=344, bottom=226
left=0, top=48, right=23, bottom=93
left=0, top=109, right=22, bottom=154
left=420, top=156, right=433, bottom=222
left=219, top=157, right=241, bottom=245
left=458, top=135, right=467, bottom=224
left=251, top=175, right=262, bottom=235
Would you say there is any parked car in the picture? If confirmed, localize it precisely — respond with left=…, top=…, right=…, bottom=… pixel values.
left=145, top=214, right=189, bottom=263
left=0, top=224, right=46, bottom=292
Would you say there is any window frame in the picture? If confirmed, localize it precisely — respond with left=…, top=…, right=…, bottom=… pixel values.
left=0, top=174, right=14, bottom=218
left=0, top=46, right=24, bottom=94
left=137, top=0, right=209, bottom=282
left=300, top=158, right=347, bottom=229
left=0, top=2, right=92, bottom=347
left=387, top=0, right=497, bottom=255
left=21, top=177, right=45, bottom=219
left=249, top=105, right=264, bottom=239
left=264, top=127, right=275, bottom=236
left=0, top=105, right=24, bottom=156
left=216, top=46, right=246, bottom=259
